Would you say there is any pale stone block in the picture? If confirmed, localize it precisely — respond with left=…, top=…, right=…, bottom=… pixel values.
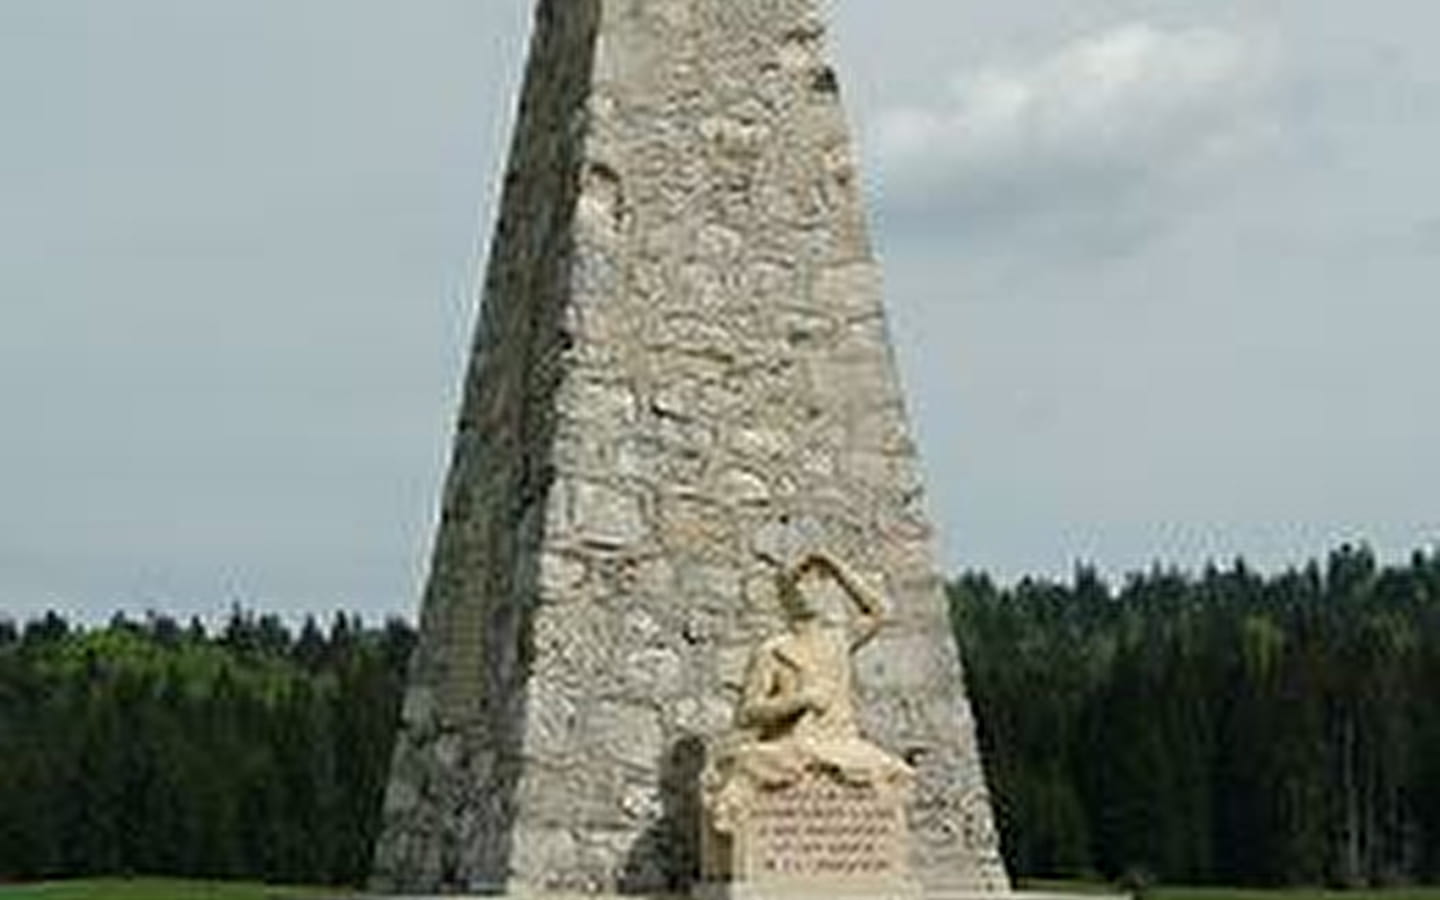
left=715, top=644, right=753, bottom=690
left=731, top=426, right=792, bottom=460
left=568, top=378, right=639, bottom=425
left=538, top=551, right=589, bottom=597
left=524, top=680, right=583, bottom=758
left=718, top=468, right=772, bottom=506
left=675, top=694, right=735, bottom=734
left=855, top=633, right=941, bottom=691
left=681, top=562, right=743, bottom=603
left=382, top=772, right=420, bottom=815
left=635, top=555, right=678, bottom=599
left=531, top=603, right=615, bottom=686
left=620, top=781, right=665, bottom=820
left=626, top=647, right=683, bottom=691
left=507, top=826, right=579, bottom=890
left=400, top=685, right=436, bottom=728
left=571, top=481, right=647, bottom=548
left=591, top=701, right=664, bottom=770
left=624, top=607, right=663, bottom=645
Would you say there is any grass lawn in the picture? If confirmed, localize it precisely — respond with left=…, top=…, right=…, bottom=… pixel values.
left=1020, top=881, right=1440, bottom=900
left=8, top=879, right=1440, bottom=900
left=1152, top=890, right=1440, bottom=900
left=0, top=878, right=347, bottom=900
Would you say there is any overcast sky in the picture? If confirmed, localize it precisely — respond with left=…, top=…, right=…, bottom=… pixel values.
left=3, top=1, right=1437, bottom=625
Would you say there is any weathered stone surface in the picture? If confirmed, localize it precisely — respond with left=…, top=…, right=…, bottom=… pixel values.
left=372, top=0, right=1009, bottom=895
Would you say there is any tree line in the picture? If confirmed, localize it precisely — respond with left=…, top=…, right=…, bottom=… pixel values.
left=1, top=543, right=1437, bottom=887
left=0, top=610, right=412, bottom=885
left=954, top=544, right=1440, bottom=887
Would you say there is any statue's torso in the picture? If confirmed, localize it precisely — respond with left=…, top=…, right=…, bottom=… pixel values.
left=769, top=628, right=858, bottom=741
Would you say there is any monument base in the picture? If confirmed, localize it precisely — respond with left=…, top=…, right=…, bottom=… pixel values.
left=695, top=876, right=923, bottom=900
left=377, top=891, right=1126, bottom=900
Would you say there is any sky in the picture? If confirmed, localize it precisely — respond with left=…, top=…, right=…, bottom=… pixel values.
left=2, top=1, right=1437, bottom=625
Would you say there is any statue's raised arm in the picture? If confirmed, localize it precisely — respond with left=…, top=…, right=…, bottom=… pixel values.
left=735, top=637, right=820, bottom=735
left=795, top=551, right=886, bottom=650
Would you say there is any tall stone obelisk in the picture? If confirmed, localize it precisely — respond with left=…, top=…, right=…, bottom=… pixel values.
left=372, top=0, right=1010, bottom=894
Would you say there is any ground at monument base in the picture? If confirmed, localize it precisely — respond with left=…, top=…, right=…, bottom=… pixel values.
left=16, top=881, right=1440, bottom=900
left=693, top=875, right=921, bottom=900
left=376, top=891, right=1127, bottom=900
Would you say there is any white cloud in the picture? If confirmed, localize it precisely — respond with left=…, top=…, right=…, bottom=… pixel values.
left=873, top=22, right=1284, bottom=243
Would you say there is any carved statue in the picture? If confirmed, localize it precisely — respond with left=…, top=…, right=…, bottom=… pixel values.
left=700, top=551, right=915, bottom=888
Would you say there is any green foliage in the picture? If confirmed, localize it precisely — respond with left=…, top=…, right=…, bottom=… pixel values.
left=0, top=610, right=414, bottom=888
left=955, top=545, right=1440, bottom=888
left=4, top=541, right=1440, bottom=890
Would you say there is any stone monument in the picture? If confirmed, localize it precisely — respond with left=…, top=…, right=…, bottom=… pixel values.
left=372, top=0, right=1010, bottom=895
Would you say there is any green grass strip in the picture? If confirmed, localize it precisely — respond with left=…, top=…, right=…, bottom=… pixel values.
left=0, top=877, right=346, bottom=900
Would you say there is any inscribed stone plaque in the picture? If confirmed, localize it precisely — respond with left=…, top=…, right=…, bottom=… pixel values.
left=748, top=773, right=905, bottom=880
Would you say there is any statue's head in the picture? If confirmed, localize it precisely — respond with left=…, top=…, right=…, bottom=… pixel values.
left=777, top=561, right=847, bottom=628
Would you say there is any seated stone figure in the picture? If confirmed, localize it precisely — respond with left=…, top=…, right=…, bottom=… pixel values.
left=700, top=551, right=915, bottom=890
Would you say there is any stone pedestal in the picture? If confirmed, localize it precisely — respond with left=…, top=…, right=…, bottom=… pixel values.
left=697, top=880, right=921, bottom=900
left=699, top=766, right=921, bottom=900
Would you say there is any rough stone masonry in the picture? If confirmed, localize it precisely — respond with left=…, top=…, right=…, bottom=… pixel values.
left=371, top=0, right=1011, bottom=894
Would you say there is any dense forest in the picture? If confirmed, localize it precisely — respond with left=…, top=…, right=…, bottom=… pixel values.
left=955, top=545, right=1440, bottom=888
left=1, top=543, right=1437, bottom=887
left=0, top=610, right=412, bottom=885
